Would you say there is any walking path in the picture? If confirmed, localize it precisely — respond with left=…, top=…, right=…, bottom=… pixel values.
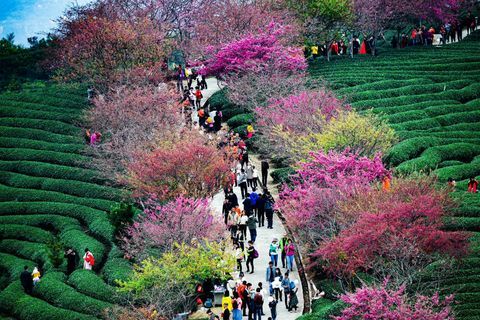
left=187, top=76, right=304, bottom=319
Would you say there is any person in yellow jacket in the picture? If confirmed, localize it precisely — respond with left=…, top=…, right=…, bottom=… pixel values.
left=311, top=45, right=319, bottom=59
left=246, top=123, right=255, bottom=139
left=222, top=290, right=233, bottom=311
left=32, top=266, right=41, bottom=285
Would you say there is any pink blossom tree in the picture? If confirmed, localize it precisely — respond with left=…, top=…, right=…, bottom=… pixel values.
left=122, top=196, right=224, bottom=261
left=88, top=85, right=183, bottom=176
left=311, top=178, right=470, bottom=284
left=202, top=22, right=307, bottom=79
left=126, top=132, right=230, bottom=202
left=335, top=281, right=455, bottom=320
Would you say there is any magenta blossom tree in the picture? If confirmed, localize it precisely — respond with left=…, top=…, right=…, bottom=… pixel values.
left=122, top=196, right=224, bottom=261
left=335, top=280, right=455, bottom=320
left=203, top=22, right=307, bottom=79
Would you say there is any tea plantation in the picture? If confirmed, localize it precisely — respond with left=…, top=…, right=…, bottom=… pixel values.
left=0, top=84, right=130, bottom=319
left=306, top=31, right=480, bottom=319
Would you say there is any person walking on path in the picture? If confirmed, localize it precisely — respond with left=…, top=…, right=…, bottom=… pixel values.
left=238, top=211, right=248, bottom=240
left=20, top=266, right=33, bottom=294
left=272, top=268, right=283, bottom=301
left=238, top=169, right=248, bottom=199
left=261, top=160, right=269, bottom=187
left=64, top=248, right=77, bottom=275
left=265, top=261, right=275, bottom=295
left=268, top=297, right=278, bottom=320
left=288, top=287, right=299, bottom=312
left=281, top=272, right=292, bottom=309
left=256, top=193, right=266, bottom=227
left=83, top=248, right=95, bottom=270
left=243, top=193, right=253, bottom=216
left=254, top=288, right=264, bottom=320
left=235, top=242, right=244, bottom=273
left=279, top=235, right=288, bottom=269
left=232, top=300, right=242, bottom=320
left=195, top=86, right=203, bottom=108
left=248, top=214, right=258, bottom=243
left=246, top=164, right=254, bottom=188
left=285, top=240, right=295, bottom=271
left=265, top=195, right=274, bottom=229
left=246, top=241, right=256, bottom=274
left=269, top=238, right=280, bottom=267
left=250, top=188, right=259, bottom=217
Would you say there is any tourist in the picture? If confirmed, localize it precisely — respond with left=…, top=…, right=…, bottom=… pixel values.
left=247, top=214, right=258, bottom=243
left=279, top=235, right=288, bottom=269
left=258, top=282, right=267, bottom=315
left=246, top=283, right=254, bottom=320
left=269, top=238, right=279, bottom=267
left=64, top=248, right=77, bottom=275
left=265, top=195, right=274, bottom=229
left=265, top=261, right=275, bottom=295
left=237, top=280, right=248, bottom=316
left=246, top=123, right=255, bottom=139
left=382, top=176, right=391, bottom=192
left=311, top=45, right=319, bottom=59
left=352, top=36, right=360, bottom=55
left=32, top=266, right=41, bottom=286
left=246, top=241, right=256, bottom=273
left=288, top=286, right=299, bottom=312
left=195, top=86, right=203, bottom=108
left=238, top=211, right=248, bottom=240
left=252, top=166, right=259, bottom=189
left=261, top=160, right=269, bottom=186
left=20, top=266, right=33, bottom=294
left=285, top=240, right=295, bottom=271
left=232, top=300, right=242, bottom=320
left=222, top=289, right=233, bottom=311
left=238, top=169, right=248, bottom=199
left=250, top=188, right=259, bottom=216
left=222, top=303, right=231, bottom=320
left=206, top=309, right=217, bottom=320
left=242, top=150, right=250, bottom=168
left=214, top=111, right=222, bottom=132
left=447, top=177, right=456, bottom=192
left=253, top=288, right=264, bottom=320
left=236, top=227, right=246, bottom=251
left=84, top=129, right=91, bottom=144
left=256, top=193, right=266, bottom=227
left=272, top=268, right=283, bottom=301
left=281, top=273, right=291, bottom=308
left=83, top=248, right=95, bottom=270
left=246, top=164, right=254, bottom=188
left=468, top=177, right=478, bottom=193
left=243, top=194, right=253, bottom=216
left=268, top=297, right=277, bottom=320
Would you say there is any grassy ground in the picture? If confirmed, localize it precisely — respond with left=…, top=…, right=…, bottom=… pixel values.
left=0, top=83, right=130, bottom=319
left=300, top=30, right=480, bottom=319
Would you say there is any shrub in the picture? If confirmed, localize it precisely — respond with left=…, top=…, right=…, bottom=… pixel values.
left=0, top=137, right=83, bottom=154
left=0, top=160, right=108, bottom=185
left=0, top=99, right=82, bottom=115
left=0, top=224, right=53, bottom=243
left=221, top=104, right=245, bottom=120
left=33, top=272, right=112, bottom=317
left=0, top=148, right=90, bottom=169
left=208, top=88, right=230, bottom=110
left=0, top=214, right=82, bottom=233
left=0, top=281, right=96, bottom=320
left=232, top=124, right=248, bottom=137
left=0, top=202, right=114, bottom=241
left=226, top=113, right=254, bottom=129
left=68, top=270, right=120, bottom=303
left=270, top=167, right=295, bottom=184
left=0, top=106, right=80, bottom=124
left=0, top=117, right=79, bottom=136
left=0, top=252, right=35, bottom=281
left=0, top=126, right=80, bottom=144
left=102, top=258, right=132, bottom=285
left=0, top=240, right=51, bottom=270
left=108, top=202, right=135, bottom=236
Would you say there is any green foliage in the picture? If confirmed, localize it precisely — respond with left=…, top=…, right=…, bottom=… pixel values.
left=0, top=240, right=51, bottom=270
left=226, top=113, right=254, bottom=128
left=0, top=126, right=80, bottom=144
left=270, top=167, right=295, bottom=184
left=108, top=202, right=135, bottom=235
left=0, top=148, right=90, bottom=168
left=33, top=272, right=113, bottom=317
left=68, top=270, right=121, bottom=303
left=0, top=224, right=53, bottom=243
left=47, top=238, right=65, bottom=268
left=0, top=117, right=80, bottom=135
left=0, top=281, right=96, bottom=320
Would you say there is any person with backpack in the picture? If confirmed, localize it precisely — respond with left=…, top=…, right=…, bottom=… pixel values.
left=235, top=243, right=244, bottom=273
left=246, top=241, right=258, bottom=274
left=83, top=248, right=94, bottom=270
left=265, top=196, right=274, bottom=229
left=253, top=288, right=264, bottom=320
left=256, top=193, right=266, bottom=227
left=265, top=261, right=275, bottom=295
left=249, top=188, right=259, bottom=217
left=268, top=296, right=277, bottom=320
left=281, top=272, right=291, bottom=309
left=269, top=238, right=279, bottom=267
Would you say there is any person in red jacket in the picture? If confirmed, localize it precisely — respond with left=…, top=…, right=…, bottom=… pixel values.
left=468, top=177, right=478, bottom=193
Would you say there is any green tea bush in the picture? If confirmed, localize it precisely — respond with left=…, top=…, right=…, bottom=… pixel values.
left=0, top=171, right=120, bottom=201
left=33, top=272, right=112, bottom=317
left=0, top=107, right=80, bottom=124
left=0, top=184, right=114, bottom=212
left=390, top=118, right=440, bottom=131
left=383, top=110, right=428, bottom=124
left=0, top=240, right=51, bottom=269
left=270, top=167, right=295, bottom=184
left=208, top=88, right=229, bottom=110
left=59, top=229, right=106, bottom=268
left=0, top=126, right=80, bottom=144
left=0, top=161, right=107, bottom=185
left=0, top=99, right=82, bottom=115
left=68, top=270, right=121, bottom=303
left=1, top=93, right=84, bottom=109
left=435, top=157, right=480, bottom=182
left=221, top=104, right=245, bottom=120
left=0, top=202, right=114, bottom=240
left=102, top=258, right=132, bottom=285
left=0, top=137, right=83, bottom=154
left=226, top=113, right=254, bottom=128
left=0, top=214, right=82, bottom=233
left=0, top=224, right=53, bottom=243
left=0, top=252, right=35, bottom=281
left=0, top=118, right=79, bottom=136
left=436, top=110, right=480, bottom=127
left=0, top=149, right=91, bottom=168
left=0, top=281, right=96, bottom=320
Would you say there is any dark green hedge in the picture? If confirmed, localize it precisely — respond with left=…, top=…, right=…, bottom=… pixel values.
left=68, top=270, right=121, bottom=304
left=0, top=148, right=91, bottom=169
left=0, top=126, right=81, bottom=144
left=0, top=118, right=80, bottom=136
left=270, top=167, right=295, bottom=184
left=227, top=113, right=254, bottom=129
left=0, top=137, right=83, bottom=154
left=0, top=224, right=53, bottom=243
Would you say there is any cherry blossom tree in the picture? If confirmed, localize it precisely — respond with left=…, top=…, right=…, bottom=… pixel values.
left=202, top=23, right=307, bottom=79
left=87, top=85, right=183, bottom=176
left=121, top=196, right=224, bottom=261
left=126, top=132, right=230, bottom=202
left=52, top=3, right=170, bottom=90
left=335, top=281, right=455, bottom=320
left=311, top=178, right=470, bottom=284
